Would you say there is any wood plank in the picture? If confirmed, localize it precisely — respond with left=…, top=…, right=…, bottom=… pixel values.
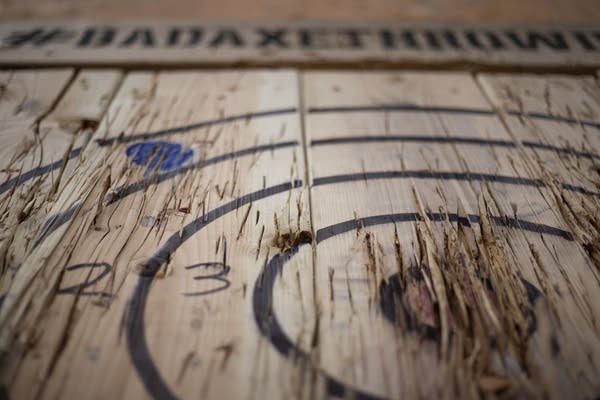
left=474, top=73, right=600, bottom=396
left=477, top=73, right=600, bottom=258
left=0, top=70, right=312, bottom=400
left=0, top=70, right=122, bottom=289
left=1, top=21, right=599, bottom=68
left=1, top=0, right=598, bottom=23
left=301, top=71, right=600, bottom=398
left=0, top=68, right=599, bottom=400
left=480, top=75, right=600, bottom=222
left=0, top=69, right=74, bottom=285
left=0, top=69, right=72, bottom=169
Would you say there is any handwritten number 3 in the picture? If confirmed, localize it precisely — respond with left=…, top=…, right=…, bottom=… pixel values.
left=182, top=262, right=231, bottom=297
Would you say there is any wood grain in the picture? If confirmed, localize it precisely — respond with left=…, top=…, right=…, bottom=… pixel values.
left=0, top=0, right=598, bottom=23
left=303, top=71, right=600, bottom=398
left=0, top=69, right=598, bottom=399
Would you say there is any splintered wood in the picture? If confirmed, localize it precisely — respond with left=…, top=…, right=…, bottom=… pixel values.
left=0, top=69, right=599, bottom=399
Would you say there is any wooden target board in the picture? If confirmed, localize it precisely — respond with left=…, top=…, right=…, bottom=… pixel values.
left=0, top=19, right=599, bottom=400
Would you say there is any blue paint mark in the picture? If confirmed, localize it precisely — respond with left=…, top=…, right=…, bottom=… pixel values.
left=126, top=141, right=195, bottom=175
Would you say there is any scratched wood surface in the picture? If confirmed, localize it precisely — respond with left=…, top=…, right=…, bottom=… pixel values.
left=0, top=69, right=598, bottom=400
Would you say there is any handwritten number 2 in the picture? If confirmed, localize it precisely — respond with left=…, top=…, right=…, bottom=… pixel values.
left=57, top=263, right=112, bottom=298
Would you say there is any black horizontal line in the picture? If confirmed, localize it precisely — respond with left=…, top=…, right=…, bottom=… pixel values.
left=311, top=135, right=511, bottom=147
left=307, top=104, right=600, bottom=130
left=316, top=212, right=574, bottom=243
left=0, top=147, right=82, bottom=196
left=308, top=104, right=494, bottom=116
left=310, top=135, right=600, bottom=160
left=521, top=140, right=600, bottom=159
left=506, top=110, right=600, bottom=130
left=95, top=107, right=298, bottom=146
left=312, top=170, right=600, bottom=198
